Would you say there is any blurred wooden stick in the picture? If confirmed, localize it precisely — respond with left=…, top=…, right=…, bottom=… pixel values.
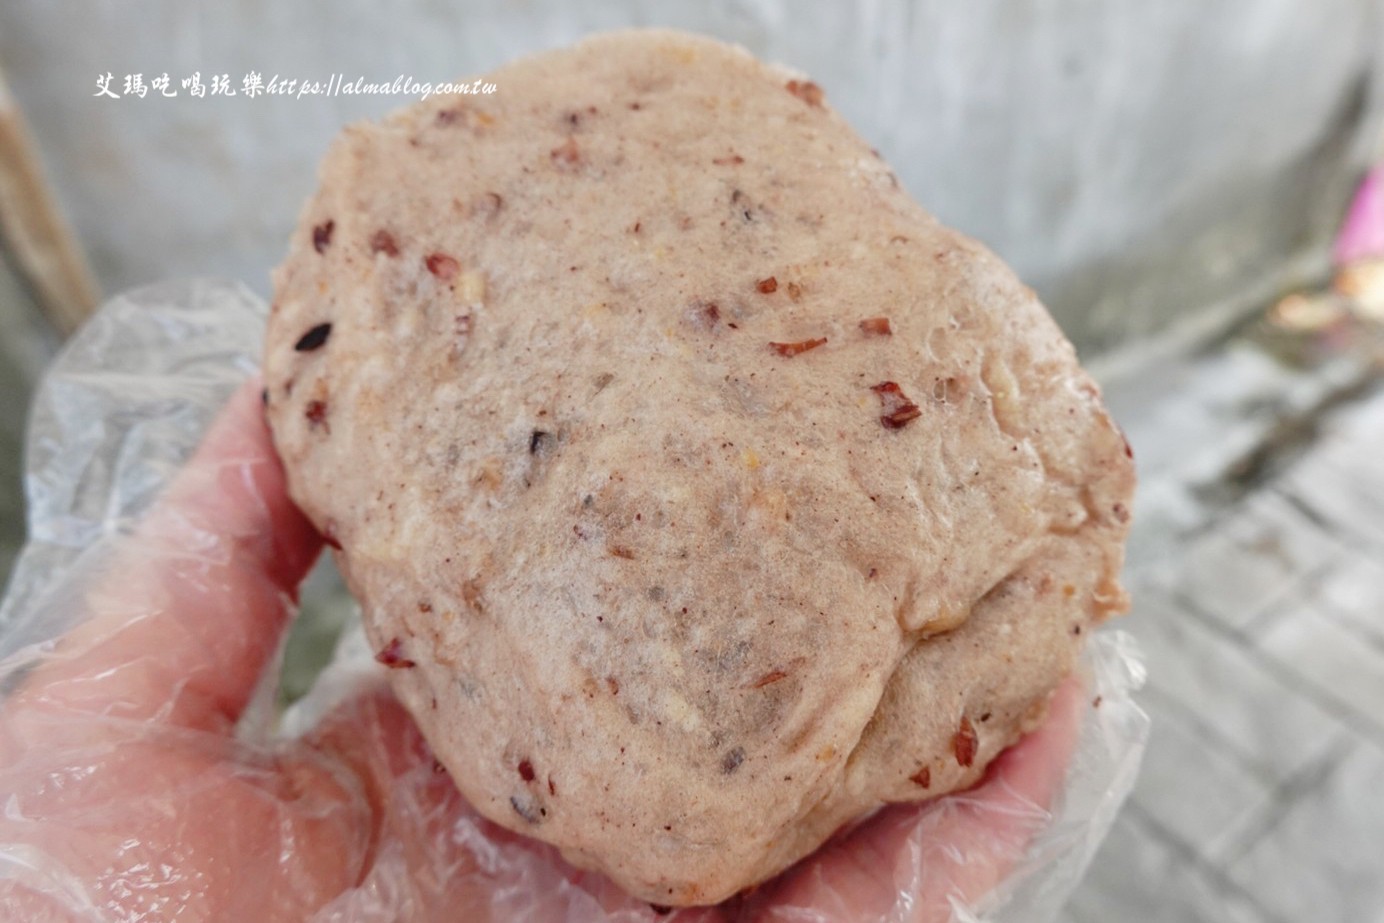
left=0, top=66, right=100, bottom=336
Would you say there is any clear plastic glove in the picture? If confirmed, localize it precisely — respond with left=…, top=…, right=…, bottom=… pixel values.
left=0, top=281, right=1149, bottom=922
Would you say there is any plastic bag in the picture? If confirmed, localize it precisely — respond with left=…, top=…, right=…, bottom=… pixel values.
left=0, top=280, right=1149, bottom=921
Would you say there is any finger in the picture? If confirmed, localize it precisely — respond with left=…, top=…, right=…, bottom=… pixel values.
left=10, top=378, right=321, bottom=733
left=0, top=709, right=372, bottom=922
left=746, top=675, right=1086, bottom=922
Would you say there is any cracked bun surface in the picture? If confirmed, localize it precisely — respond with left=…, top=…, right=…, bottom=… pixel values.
left=264, top=29, right=1135, bottom=906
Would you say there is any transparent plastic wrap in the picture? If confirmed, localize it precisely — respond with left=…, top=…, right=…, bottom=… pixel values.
left=0, top=281, right=1149, bottom=922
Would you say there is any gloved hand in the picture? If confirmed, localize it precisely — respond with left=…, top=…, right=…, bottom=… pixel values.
left=0, top=282, right=1147, bottom=922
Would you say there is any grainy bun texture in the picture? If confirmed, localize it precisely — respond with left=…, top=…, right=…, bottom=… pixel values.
left=264, top=29, right=1135, bottom=906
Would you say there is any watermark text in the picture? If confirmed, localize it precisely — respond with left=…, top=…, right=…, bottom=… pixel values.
left=94, top=71, right=496, bottom=101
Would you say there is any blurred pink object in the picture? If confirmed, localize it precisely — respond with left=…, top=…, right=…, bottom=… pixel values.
left=1335, top=164, right=1384, bottom=266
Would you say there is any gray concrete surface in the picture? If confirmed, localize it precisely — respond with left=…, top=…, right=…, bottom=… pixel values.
left=1065, top=323, right=1384, bottom=923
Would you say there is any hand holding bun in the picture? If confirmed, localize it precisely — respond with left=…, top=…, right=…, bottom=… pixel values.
left=264, top=29, right=1134, bottom=906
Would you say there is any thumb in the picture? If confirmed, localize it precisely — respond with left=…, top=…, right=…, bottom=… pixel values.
left=9, top=378, right=321, bottom=734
